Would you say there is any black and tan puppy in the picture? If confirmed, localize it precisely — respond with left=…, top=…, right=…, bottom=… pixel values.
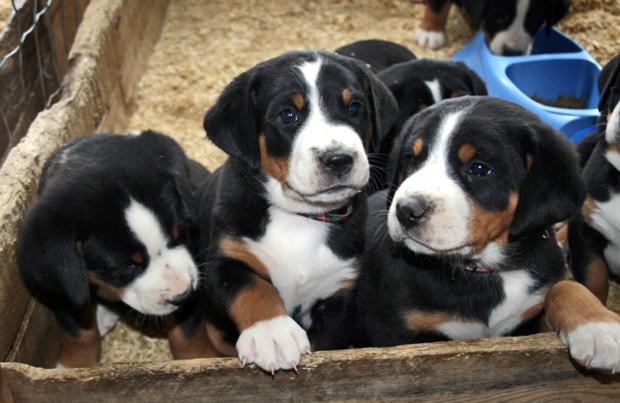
left=198, top=51, right=397, bottom=373
left=335, top=39, right=416, bottom=73
left=17, top=131, right=211, bottom=367
left=416, top=0, right=570, bottom=55
left=568, top=53, right=620, bottom=304
left=357, top=97, right=620, bottom=372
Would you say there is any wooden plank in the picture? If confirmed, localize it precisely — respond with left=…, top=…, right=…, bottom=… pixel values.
left=1, top=334, right=619, bottom=402
left=0, top=0, right=169, bottom=362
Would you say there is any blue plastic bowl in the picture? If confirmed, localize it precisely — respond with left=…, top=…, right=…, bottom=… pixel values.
left=453, top=28, right=601, bottom=142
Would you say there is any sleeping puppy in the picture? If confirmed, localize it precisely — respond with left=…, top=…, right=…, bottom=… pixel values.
left=416, top=0, right=570, bottom=55
left=198, top=50, right=397, bottom=374
left=375, top=59, right=487, bottom=172
left=357, top=97, right=620, bottom=372
left=17, top=131, right=211, bottom=367
left=568, top=53, right=620, bottom=304
left=334, top=39, right=416, bottom=73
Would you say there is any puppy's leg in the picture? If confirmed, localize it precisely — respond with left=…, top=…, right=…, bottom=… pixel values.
left=415, top=0, right=451, bottom=49
left=544, top=280, right=620, bottom=373
left=167, top=299, right=220, bottom=359
left=56, top=306, right=102, bottom=368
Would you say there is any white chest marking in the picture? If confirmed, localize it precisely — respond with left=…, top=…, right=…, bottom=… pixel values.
left=438, top=270, right=544, bottom=340
left=424, top=79, right=442, bottom=104
left=244, top=207, right=357, bottom=329
left=590, top=194, right=620, bottom=275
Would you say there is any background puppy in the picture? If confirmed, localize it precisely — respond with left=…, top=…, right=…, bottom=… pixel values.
left=568, top=53, right=620, bottom=304
left=17, top=131, right=210, bottom=367
left=199, top=50, right=397, bottom=373
left=334, top=39, right=416, bottom=73
left=357, top=97, right=620, bottom=373
left=416, top=0, right=571, bottom=55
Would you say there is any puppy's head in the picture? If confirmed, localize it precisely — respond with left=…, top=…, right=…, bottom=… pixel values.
left=466, top=0, right=570, bottom=55
left=599, top=53, right=620, bottom=160
left=17, top=134, right=200, bottom=317
left=378, top=59, right=487, bottom=136
left=204, top=51, right=397, bottom=213
left=386, top=97, right=584, bottom=265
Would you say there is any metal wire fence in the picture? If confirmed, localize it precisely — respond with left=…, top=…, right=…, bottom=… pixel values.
left=0, top=0, right=87, bottom=164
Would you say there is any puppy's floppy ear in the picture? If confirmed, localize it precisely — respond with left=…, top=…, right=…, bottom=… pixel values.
left=598, top=53, right=620, bottom=114
left=545, top=0, right=570, bottom=34
left=17, top=204, right=90, bottom=312
left=203, top=70, right=260, bottom=169
left=366, top=71, right=399, bottom=153
left=509, top=122, right=585, bottom=239
left=462, top=0, right=487, bottom=29
left=457, top=62, right=488, bottom=96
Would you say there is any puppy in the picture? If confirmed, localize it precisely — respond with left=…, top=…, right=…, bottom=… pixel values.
left=568, top=53, right=620, bottom=304
left=416, top=0, right=570, bottom=55
left=198, top=51, right=397, bottom=373
left=357, top=97, right=620, bottom=372
left=334, top=39, right=416, bottom=73
left=17, top=131, right=211, bottom=367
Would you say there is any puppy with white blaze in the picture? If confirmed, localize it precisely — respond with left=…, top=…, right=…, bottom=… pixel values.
left=356, top=97, right=620, bottom=373
left=17, top=131, right=212, bottom=367
left=197, top=50, right=397, bottom=374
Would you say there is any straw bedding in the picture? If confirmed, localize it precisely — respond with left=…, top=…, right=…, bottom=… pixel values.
left=43, top=0, right=619, bottom=364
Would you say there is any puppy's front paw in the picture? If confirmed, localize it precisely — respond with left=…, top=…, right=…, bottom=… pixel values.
left=560, top=322, right=620, bottom=373
left=236, top=315, right=310, bottom=374
left=415, top=29, right=446, bottom=49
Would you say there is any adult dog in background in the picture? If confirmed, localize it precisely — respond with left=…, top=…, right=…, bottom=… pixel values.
left=416, top=0, right=570, bottom=55
left=17, top=131, right=211, bottom=367
left=357, top=97, right=620, bottom=373
left=198, top=51, right=397, bottom=373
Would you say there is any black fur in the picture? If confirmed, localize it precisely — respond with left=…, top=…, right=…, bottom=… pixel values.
left=334, top=39, right=416, bottom=73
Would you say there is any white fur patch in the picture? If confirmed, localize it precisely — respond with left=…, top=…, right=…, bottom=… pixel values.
left=388, top=110, right=472, bottom=254
left=245, top=206, right=358, bottom=328
left=489, top=0, right=533, bottom=55
left=96, top=304, right=120, bottom=336
left=236, top=315, right=310, bottom=373
left=424, top=79, right=443, bottom=104
left=123, top=198, right=198, bottom=315
left=606, top=101, right=620, bottom=147
left=560, top=322, right=620, bottom=373
left=415, top=29, right=446, bottom=49
left=437, top=320, right=489, bottom=339
left=590, top=194, right=620, bottom=276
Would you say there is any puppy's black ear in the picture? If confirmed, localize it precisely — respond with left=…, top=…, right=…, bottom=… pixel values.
left=17, top=204, right=90, bottom=312
left=457, top=62, right=488, bottom=96
left=366, top=71, right=399, bottom=153
left=462, top=0, right=487, bottom=29
left=203, top=71, right=260, bottom=169
left=598, top=53, right=620, bottom=114
left=545, top=0, right=570, bottom=34
left=385, top=129, right=406, bottom=209
left=509, top=123, right=585, bottom=239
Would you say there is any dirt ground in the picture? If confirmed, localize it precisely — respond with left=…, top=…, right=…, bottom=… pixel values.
left=87, top=0, right=620, bottom=363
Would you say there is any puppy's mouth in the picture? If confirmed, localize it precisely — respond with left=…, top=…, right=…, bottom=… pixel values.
left=403, top=234, right=474, bottom=255
left=286, top=183, right=362, bottom=205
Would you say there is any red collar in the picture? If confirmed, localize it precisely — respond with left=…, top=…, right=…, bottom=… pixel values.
left=297, top=203, right=353, bottom=224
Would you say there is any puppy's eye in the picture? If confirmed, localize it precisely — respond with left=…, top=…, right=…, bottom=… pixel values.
left=279, top=108, right=299, bottom=124
left=468, top=162, right=493, bottom=177
left=348, top=100, right=363, bottom=117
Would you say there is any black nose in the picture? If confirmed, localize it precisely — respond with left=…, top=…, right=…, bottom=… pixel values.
left=396, top=197, right=431, bottom=229
left=501, top=46, right=524, bottom=56
left=167, top=288, right=192, bottom=306
left=320, top=152, right=354, bottom=176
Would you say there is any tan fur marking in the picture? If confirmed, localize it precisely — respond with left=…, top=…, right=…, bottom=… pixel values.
left=342, top=88, right=352, bottom=105
left=167, top=319, right=220, bottom=359
left=417, top=103, right=428, bottom=112
left=229, top=279, right=287, bottom=331
left=469, top=192, right=519, bottom=249
left=585, top=255, right=610, bottom=305
left=206, top=322, right=237, bottom=356
left=57, top=308, right=101, bottom=367
left=129, top=252, right=144, bottom=264
left=521, top=301, right=545, bottom=323
left=219, top=236, right=270, bottom=279
left=608, top=144, right=620, bottom=154
left=544, top=280, right=620, bottom=335
left=404, top=310, right=480, bottom=332
left=259, top=134, right=289, bottom=183
left=458, top=143, right=476, bottom=162
left=413, top=138, right=424, bottom=157
left=555, top=223, right=568, bottom=249
left=581, top=196, right=596, bottom=226
left=451, top=90, right=466, bottom=98
left=420, top=0, right=451, bottom=31
left=292, top=93, right=305, bottom=110
left=89, top=273, right=124, bottom=301
left=170, top=225, right=180, bottom=240
left=526, top=154, right=533, bottom=171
